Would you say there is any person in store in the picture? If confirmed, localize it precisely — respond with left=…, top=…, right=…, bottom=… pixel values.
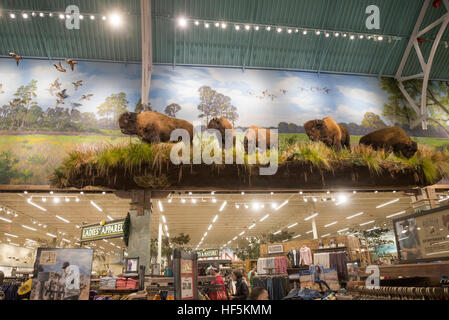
left=398, top=219, right=422, bottom=261
left=247, top=265, right=257, bottom=286
left=0, top=271, right=5, bottom=300
left=207, top=265, right=227, bottom=300
left=313, top=265, right=331, bottom=292
left=61, top=261, right=80, bottom=300
left=229, top=269, right=249, bottom=300
left=163, top=262, right=173, bottom=277
left=248, top=287, right=269, bottom=300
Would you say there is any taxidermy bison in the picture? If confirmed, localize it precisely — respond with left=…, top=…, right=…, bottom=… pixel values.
left=304, top=117, right=350, bottom=150
left=119, top=111, right=194, bottom=144
left=244, top=126, right=273, bottom=152
left=207, top=117, right=235, bottom=146
left=359, top=126, right=418, bottom=159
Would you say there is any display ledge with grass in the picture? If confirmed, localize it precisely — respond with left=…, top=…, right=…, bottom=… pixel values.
left=50, top=140, right=449, bottom=190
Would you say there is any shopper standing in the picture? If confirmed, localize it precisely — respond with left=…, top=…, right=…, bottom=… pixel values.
left=247, top=265, right=257, bottom=286
left=208, top=265, right=227, bottom=300
left=230, top=269, right=249, bottom=300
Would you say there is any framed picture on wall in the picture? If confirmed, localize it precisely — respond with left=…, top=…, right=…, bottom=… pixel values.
left=125, top=257, right=139, bottom=273
left=268, top=244, right=284, bottom=254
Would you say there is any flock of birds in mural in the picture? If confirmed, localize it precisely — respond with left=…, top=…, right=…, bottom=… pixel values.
left=248, top=86, right=330, bottom=101
left=1, top=52, right=94, bottom=108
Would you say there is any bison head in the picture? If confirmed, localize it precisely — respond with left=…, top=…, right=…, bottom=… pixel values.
left=396, top=141, right=418, bottom=159
left=304, top=119, right=324, bottom=142
left=207, top=117, right=222, bottom=131
left=118, top=112, right=138, bottom=135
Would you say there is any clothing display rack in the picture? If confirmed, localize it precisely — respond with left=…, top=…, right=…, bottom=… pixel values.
left=349, top=285, right=449, bottom=300
left=257, top=256, right=288, bottom=275
left=252, top=275, right=290, bottom=300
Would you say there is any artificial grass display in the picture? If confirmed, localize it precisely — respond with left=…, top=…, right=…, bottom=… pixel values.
left=50, top=140, right=449, bottom=190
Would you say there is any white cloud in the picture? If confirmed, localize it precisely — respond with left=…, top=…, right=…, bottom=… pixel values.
left=336, top=85, right=383, bottom=106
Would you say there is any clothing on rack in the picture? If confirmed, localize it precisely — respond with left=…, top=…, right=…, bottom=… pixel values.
left=287, top=250, right=300, bottom=268
left=313, top=251, right=349, bottom=280
left=299, top=246, right=313, bottom=266
left=252, top=276, right=290, bottom=300
left=256, top=256, right=288, bottom=275
left=1, top=283, right=19, bottom=301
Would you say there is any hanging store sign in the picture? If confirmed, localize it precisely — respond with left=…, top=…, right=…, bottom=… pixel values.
left=196, top=249, right=219, bottom=259
left=80, top=219, right=124, bottom=242
left=394, top=205, right=449, bottom=263
left=268, top=244, right=284, bottom=254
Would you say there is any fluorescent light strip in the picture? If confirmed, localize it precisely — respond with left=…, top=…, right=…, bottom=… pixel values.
left=239, top=231, right=245, bottom=236
left=212, top=215, right=218, bottom=223
left=162, top=215, right=166, bottom=223
left=208, top=224, right=213, bottom=231
left=260, top=214, right=269, bottom=222
left=248, top=224, right=256, bottom=230
left=324, top=221, right=338, bottom=228
left=107, top=215, right=113, bottom=221
left=158, top=200, right=163, bottom=212
left=360, top=220, right=375, bottom=226
left=366, top=226, right=379, bottom=232
left=164, top=225, right=168, bottom=231
left=9, top=243, right=19, bottom=247
left=273, top=230, right=281, bottom=235
left=90, top=200, right=103, bottom=212
left=321, top=233, right=331, bottom=238
left=56, top=215, right=70, bottom=223
left=346, top=212, right=364, bottom=220
left=293, top=234, right=301, bottom=239
left=27, top=198, right=47, bottom=211
left=25, top=238, right=37, bottom=243
left=232, top=236, right=237, bottom=240
left=438, top=197, right=449, bottom=203
left=0, top=217, right=12, bottom=223
left=306, top=230, right=313, bottom=234
left=22, top=225, right=37, bottom=231
left=204, top=232, right=207, bottom=237
left=287, top=222, right=298, bottom=229
left=276, top=200, right=288, bottom=211
left=62, top=238, right=71, bottom=243
left=46, top=232, right=57, bottom=238
left=338, top=228, right=349, bottom=233
left=376, top=198, right=400, bottom=208
left=386, top=210, right=406, bottom=219
left=219, top=201, right=227, bottom=212
left=304, top=213, right=318, bottom=221
left=4, top=232, right=18, bottom=238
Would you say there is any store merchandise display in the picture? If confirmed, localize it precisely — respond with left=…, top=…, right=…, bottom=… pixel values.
left=256, top=256, right=288, bottom=275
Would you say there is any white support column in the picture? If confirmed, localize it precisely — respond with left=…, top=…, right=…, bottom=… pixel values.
left=395, top=0, right=449, bottom=130
left=140, top=0, right=153, bottom=110
left=157, top=222, right=162, bottom=266
left=312, top=218, right=318, bottom=240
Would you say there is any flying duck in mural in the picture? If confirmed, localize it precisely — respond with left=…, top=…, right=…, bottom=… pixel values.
left=65, top=59, right=78, bottom=71
left=8, top=52, right=23, bottom=66
left=54, top=61, right=67, bottom=72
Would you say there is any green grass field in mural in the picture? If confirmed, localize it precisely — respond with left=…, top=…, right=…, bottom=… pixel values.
left=0, top=133, right=448, bottom=186
left=0, top=134, right=135, bottom=185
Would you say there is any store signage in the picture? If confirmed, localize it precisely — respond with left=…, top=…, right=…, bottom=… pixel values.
left=196, top=249, right=219, bottom=258
left=180, top=259, right=194, bottom=299
left=394, top=205, right=449, bottom=263
left=268, top=244, right=284, bottom=254
left=80, top=219, right=124, bottom=242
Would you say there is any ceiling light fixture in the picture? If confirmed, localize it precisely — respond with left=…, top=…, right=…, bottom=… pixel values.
left=260, top=214, right=269, bottom=222
left=346, top=212, right=364, bottom=219
left=22, top=225, right=37, bottom=231
left=386, top=210, right=406, bottom=218
left=208, top=224, right=212, bottom=231
left=162, top=215, right=166, bottom=223
left=212, top=215, right=218, bottom=223
left=360, top=220, right=375, bottom=226
left=248, top=224, right=256, bottom=230
left=324, top=221, right=338, bottom=228
left=239, top=231, right=245, bottom=236
left=275, top=200, right=288, bottom=211
left=90, top=200, right=103, bottom=212
left=56, top=215, right=70, bottom=223
left=287, top=222, right=298, bottom=229
left=219, top=201, right=227, bottom=212
left=107, top=215, right=113, bottom=221
left=338, top=228, right=349, bottom=233
left=27, top=198, right=47, bottom=211
left=273, top=230, right=281, bottom=235
left=321, top=233, right=331, bottom=238
left=0, top=217, right=12, bottom=223
left=293, top=234, right=301, bottom=239
left=158, top=201, right=163, bottom=212
left=306, top=230, right=313, bottom=234
left=304, top=213, right=318, bottom=221
left=376, top=198, right=400, bottom=208
left=4, top=233, right=18, bottom=238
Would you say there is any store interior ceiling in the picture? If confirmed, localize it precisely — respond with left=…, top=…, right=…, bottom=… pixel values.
left=1, top=189, right=449, bottom=253
left=1, top=0, right=449, bottom=80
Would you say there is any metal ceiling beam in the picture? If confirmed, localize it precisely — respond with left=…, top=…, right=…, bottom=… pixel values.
left=395, top=0, right=449, bottom=130
left=141, top=0, right=153, bottom=110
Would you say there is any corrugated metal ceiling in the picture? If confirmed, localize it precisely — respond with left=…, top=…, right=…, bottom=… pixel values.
left=0, top=0, right=449, bottom=79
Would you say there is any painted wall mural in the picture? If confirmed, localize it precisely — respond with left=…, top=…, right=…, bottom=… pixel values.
left=0, top=58, right=448, bottom=185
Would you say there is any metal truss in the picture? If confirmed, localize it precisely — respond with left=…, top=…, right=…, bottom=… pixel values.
left=395, top=0, right=449, bottom=130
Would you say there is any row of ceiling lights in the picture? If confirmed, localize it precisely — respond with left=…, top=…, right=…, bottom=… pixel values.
left=177, top=17, right=397, bottom=43
left=1, top=10, right=123, bottom=26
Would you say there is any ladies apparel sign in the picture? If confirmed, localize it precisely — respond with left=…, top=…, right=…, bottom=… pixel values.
left=80, top=220, right=124, bottom=242
left=394, top=205, right=449, bottom=262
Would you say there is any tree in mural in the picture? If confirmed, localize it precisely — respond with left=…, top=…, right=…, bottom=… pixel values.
left=381, top=77, right=449, bottom=136
left=134, top=98, right=152, bottom=113
left=97, top=92, right=129, bottom=129
left=360, top=112, right=387, bottom=131
left=197, top=86, right=239, bottom=125
left=0, top=151, right=20, bottom=184
left=164, top=103, right=182, bottom=118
